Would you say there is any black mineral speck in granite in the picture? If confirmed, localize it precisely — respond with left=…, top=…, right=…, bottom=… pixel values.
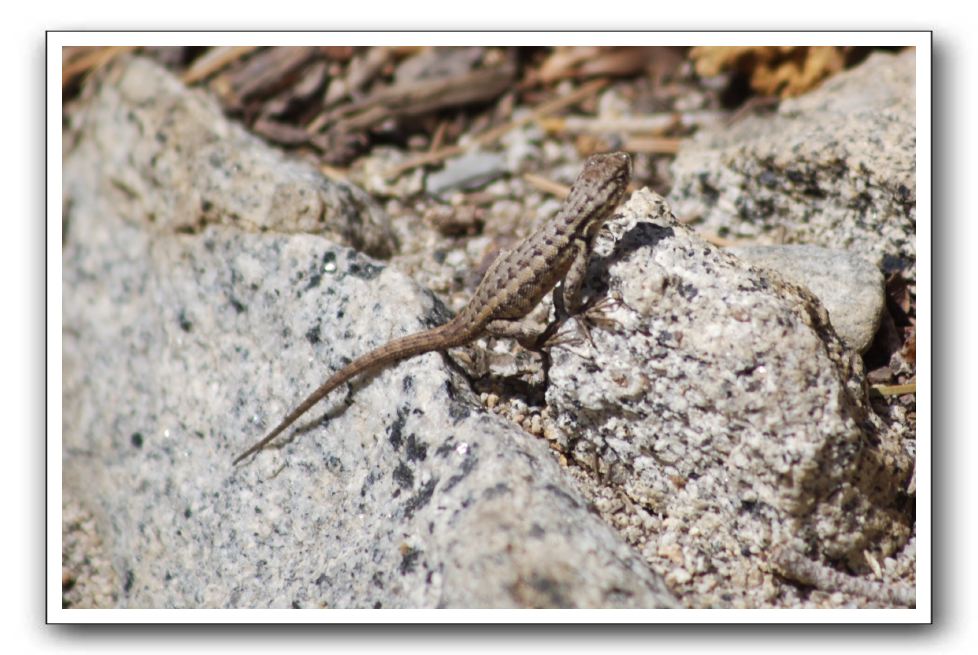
left=392, top=461, right=414, bottom=489
left=228, top=295, right=247, bottom=314
left=305, top=272, right=322, bottom=290
left=304, top=251, right=337, bottom=290
left=177, top=309, right=193, bottom=332
left=123, top=570, right=135, bottom=594
left=405, top=434, right=427, bottom=462
left=387, top=406, right=409, bottom=450
left=130, top=432, right=144, bottom=448
left=305, top=322, right=321, bottom=344
left=447, top=395, right=471, bottom=423
left=399, top=547, right=421, bottom=575
left=482, top=482, right=511, bottom=499
left=435, top=436, right=457, bottom=458
left=402, top=478, right=437, bottom=518
left=324, top=454, right=343, bottom=473
left=345, top=252, right=383, bottom=281
left=359, top=469, right=379, bottom=497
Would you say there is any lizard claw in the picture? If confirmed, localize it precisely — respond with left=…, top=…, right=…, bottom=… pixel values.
left=563, top=296, right=623, bottom=350
left=578, top=296, right=623, bottom=334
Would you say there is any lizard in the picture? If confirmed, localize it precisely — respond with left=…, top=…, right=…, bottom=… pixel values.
left=233, top=151, right=631, bottom=465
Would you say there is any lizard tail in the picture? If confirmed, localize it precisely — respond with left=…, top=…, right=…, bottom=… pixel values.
left=233, top=320, right=472, bottom=464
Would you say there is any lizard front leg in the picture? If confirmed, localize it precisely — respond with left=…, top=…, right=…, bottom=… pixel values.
left=553, top=237, right=599, bottom=347
left=553, top=237, right=590, bottom=318
left=551, top=236, right=619, bottom=347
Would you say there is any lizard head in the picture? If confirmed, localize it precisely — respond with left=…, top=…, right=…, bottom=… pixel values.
left=581, top=151, right=631, bottom=195
left=570, top=151, right=632, bottom=237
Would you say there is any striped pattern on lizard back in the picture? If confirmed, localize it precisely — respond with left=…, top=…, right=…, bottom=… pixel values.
left=455, top=151, right=631, bottom=326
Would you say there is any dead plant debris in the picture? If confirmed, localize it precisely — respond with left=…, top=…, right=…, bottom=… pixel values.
left=691, top=45, right=869, bottom=98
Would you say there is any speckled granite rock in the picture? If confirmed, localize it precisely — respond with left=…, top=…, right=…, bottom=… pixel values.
left=61, top=57, right=677, bottom=609
left=669, top=49, right=916, bottom=279
left=545, top=190, right=914, bottom=608
left=726, top=244, right=885, bottom=352
left=64, top=56, right=397, bottom=259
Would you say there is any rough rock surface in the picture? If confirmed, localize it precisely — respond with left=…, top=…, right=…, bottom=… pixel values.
left=62, top=52, right=916, bottom=611
left=61, top=57, right=677, bottom=609
left=726, top=244, right=885, bottom=353
left=668, top=50, right=916, bottom=279
left=63, top=56, right=397, bottom=259
left=545, top=190, right=914, bottom=607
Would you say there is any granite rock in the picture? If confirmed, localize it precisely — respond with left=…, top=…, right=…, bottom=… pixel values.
left=63, top=56, right=397, bottom=259
left=726, top=244, right=885, bottom=352
left=669, top=50, right=916, bottom=279
left=61, top=57, right=677, bottom=609
left=545, top=190, right=914, bottom=607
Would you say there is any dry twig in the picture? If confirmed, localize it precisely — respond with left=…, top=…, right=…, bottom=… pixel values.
left=772, top=546, right=915, bottom=607
left=384, top=77, right=608, bottom=179
left=181, top=46, right=258, bottom=85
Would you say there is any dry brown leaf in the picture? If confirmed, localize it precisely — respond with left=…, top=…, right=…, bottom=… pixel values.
left=691, top=46, right=851, bottom=98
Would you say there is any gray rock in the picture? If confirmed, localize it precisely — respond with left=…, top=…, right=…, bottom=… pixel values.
left=425, top=150, right=508, bottom=195
left=726, top=244, right=885, bottom=352
left=546, top=190, right=913, bottom=607
left=62, top=58, right=676, bottom=609
left=63, top=56, right=397, bottom=259
left=669, top=50, right=916, bottom=279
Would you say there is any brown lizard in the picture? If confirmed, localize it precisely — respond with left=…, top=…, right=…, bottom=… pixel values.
left=234, top=152, right=631, bottom=464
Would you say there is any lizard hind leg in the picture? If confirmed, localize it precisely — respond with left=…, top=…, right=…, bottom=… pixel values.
left=484, top=317, right=548, bottom=351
